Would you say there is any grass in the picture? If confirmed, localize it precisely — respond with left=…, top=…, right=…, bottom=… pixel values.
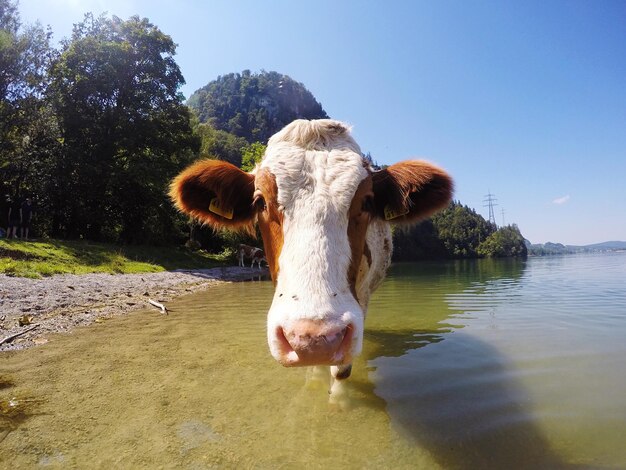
left=0, top=238, right=231, bottom=279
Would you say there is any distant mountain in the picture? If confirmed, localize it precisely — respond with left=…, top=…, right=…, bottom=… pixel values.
left=584, top=241, right=626, bottom=251
left=187, top=70, right=328, bottom=143
left=527, top=240, right=626, bottom=256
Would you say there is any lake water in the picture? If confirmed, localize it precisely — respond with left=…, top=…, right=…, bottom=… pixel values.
left=1, top=253, right=626, bottom=469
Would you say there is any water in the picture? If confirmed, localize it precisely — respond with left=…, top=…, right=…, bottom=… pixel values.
left=2, top=253, right=626, bottom=469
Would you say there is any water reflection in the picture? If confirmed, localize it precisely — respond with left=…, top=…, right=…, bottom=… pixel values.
left=366, top=256, right=626, bottom=469
left=363, top=328, right=449, bottom=360
left=367, top=259, right=557, bottom=469
left=2, top=255, right=625, bottom=468
left=371, top=335, right=571, bottom=469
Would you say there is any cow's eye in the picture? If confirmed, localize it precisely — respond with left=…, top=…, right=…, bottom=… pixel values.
left=362, top=195, right=374, bottom=213
left=253, top=193, right=266, bottom=212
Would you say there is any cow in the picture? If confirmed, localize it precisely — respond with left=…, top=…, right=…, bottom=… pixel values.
left=238, top=243, right=266, bottom=268
left=170, top=119, right=452, bottom=383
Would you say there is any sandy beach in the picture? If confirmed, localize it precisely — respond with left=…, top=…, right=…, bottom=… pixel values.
left=0, top=266, right=267, bottom=352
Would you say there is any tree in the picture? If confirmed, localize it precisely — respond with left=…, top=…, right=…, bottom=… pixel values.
left=48, top=13, right=199, bottom=243
left=194, top=120, right=248, bottom=167
left=392, top=201, right=510, bottom=260
left=431, top=201, right=494, bottom=258
left=392, top=220, right=447, bottom=260
left=240, top=142, right=266, bottom=171
left=0, top=0, right=57, bottom=217
left=187, top=70, right=329, bottom=143
left=477, top=225, right=528, bottom=258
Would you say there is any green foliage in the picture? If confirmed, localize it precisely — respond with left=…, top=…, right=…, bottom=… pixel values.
left=241, top=142, right=266, bottom=172
left=391, top=220, right=447, bottom=260
left=0, top=0, right=58, bottom=216
left=432, top=201, right=495, bottom=258
left=0, top=4, right=529, bottom=260
left=0, top=0, right=53, bottom=103
left=194, top=120, right=248, bottom=167
left=477, top=225, right=528, bottom=258
left=393, top=201, right=527, bottom=260
left=47, top=13, right=199, bottom=243
left=394, top=201, right=494, bottom=260
left=188, top=70, right=328, bottom=143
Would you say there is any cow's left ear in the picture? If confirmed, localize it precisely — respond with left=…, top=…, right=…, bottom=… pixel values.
left=371, top=160, right=453, bottom=224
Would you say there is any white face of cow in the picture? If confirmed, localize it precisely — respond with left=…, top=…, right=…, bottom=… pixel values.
left=170, top=119, right=453, bottom=379
left=260, top=125, right=370, bottom=368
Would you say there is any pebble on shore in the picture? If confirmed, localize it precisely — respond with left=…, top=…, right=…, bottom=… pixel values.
left=0, top=266, right=267, bottom=352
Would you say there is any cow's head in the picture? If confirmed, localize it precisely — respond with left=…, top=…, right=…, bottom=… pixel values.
left=171, top=120, right=452, bottom=372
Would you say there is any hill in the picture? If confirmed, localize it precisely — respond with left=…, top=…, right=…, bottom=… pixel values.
left=393, top=201, right=528, bottom=260
left=187, top=70, right=328, bottom=143
left=185, top=70, right=529, bottom=260
left=527, top=240, right=626, bottom=256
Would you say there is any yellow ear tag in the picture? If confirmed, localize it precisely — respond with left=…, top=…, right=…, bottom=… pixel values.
left=384, top=205, right=409, bottom=221
left=209, top=198, right=234, bottom=220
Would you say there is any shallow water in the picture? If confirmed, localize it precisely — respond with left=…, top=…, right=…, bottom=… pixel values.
left=2, top=253, right=626, bottom=469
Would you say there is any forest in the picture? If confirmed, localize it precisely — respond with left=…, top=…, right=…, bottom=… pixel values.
left=1, top=2, right=526, bottom=259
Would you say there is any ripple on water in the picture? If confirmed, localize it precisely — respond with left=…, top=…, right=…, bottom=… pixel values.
left=1, top=254, right=626, bottom=468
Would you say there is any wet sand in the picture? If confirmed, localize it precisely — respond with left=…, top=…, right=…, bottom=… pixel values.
left=0, top=266, right=268, bottom=352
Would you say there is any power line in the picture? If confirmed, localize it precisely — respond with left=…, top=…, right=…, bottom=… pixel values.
left=483, top=191, right=498, bottom=227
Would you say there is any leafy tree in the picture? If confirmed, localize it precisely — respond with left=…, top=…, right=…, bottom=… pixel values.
left=188, top=70, right=328, bottom=143
left=392, top=201, right=528, bottom=260
left=477, top=224, right=528, bottom=258
left=431, top=201, right=494, bottom=258
left=194, top=120, right=248, bottom=167
left=48, top=13, right=199, bottom=243
left=392, top=220, right=447, bottom=260
left=240, top=142, right=266, bottom=172
left=0, top=0, right=57, bottom=218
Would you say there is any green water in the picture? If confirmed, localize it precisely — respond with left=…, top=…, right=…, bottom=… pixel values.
left=2, top=253, right=626, bottom=469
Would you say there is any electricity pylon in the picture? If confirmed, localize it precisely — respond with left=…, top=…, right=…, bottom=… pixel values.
left=483, top=192, right=498, bottom=227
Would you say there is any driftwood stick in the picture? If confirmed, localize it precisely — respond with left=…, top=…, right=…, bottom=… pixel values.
left=0, top=324, right=40, bottom=346
left=148, top=299, right=168, bottom=314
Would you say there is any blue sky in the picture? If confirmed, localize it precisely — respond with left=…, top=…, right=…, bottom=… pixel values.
left=18, top=0, right=626, bottom=245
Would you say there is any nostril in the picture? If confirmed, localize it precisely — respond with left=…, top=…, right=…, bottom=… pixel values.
left=276, top=326, right=291, bottom=351
left=288, top=326, right=345, bottom=352
left=274, top=320, right=354, bottom=366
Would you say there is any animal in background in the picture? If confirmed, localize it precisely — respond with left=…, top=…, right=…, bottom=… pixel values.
left=238, top=243, right=267, bottom=269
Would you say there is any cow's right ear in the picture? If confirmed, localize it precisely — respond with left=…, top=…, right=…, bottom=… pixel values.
left=371, top=160, right=453, bottom=224
left=169, top=159, right=256, bottom=232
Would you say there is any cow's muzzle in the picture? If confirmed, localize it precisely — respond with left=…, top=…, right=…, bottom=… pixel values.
left=275, top=319, right=354, bottom=367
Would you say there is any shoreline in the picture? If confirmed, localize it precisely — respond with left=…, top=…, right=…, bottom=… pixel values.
left=0, top=266, right=268, bottom=352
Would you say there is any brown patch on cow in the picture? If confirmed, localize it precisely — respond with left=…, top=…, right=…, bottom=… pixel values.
left=170, top=159, right=256, bottom=233
left=255, top=168, right=283, bottom=284
left=371, top=160, right=453, bottom=224
left=347, top=177, right=374, bottom=302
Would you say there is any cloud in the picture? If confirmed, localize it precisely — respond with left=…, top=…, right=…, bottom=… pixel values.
left=552, top=195, right=570, bottom=205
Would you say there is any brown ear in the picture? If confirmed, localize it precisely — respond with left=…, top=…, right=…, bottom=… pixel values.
left=169, top=159, right=256, bottom=232
left=372, top=160, right=453, bottom=224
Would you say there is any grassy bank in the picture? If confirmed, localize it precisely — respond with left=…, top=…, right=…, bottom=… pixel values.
left=0, top=239, right=230, bottom=278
